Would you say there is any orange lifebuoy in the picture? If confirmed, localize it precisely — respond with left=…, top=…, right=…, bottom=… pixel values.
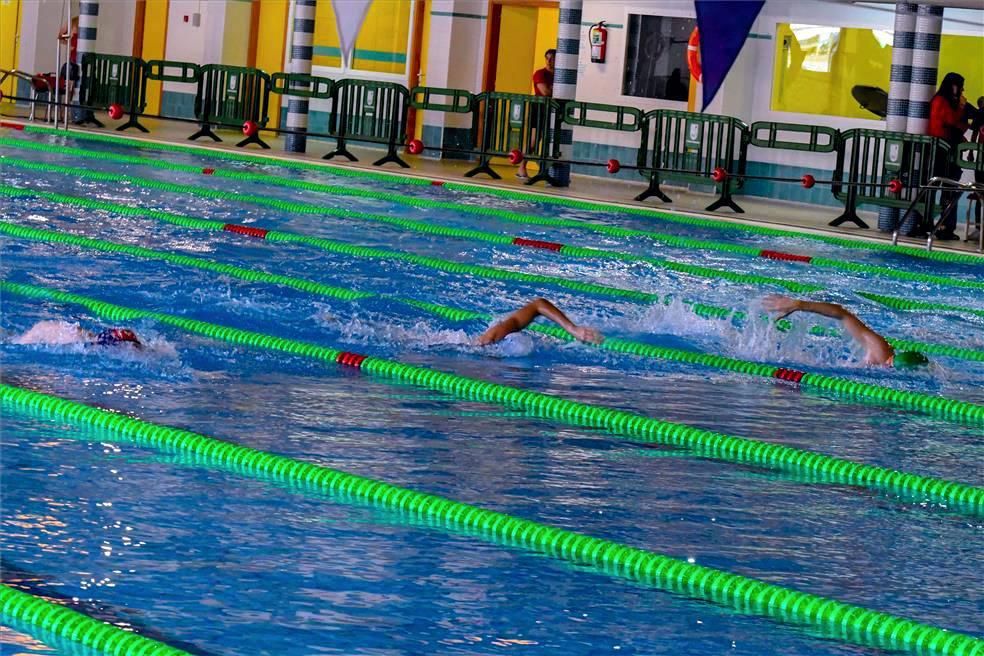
left=687, top=27, right=702, bottom=83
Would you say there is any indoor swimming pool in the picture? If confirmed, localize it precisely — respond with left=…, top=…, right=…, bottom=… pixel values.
left=1, top=127, right=982, bottom=656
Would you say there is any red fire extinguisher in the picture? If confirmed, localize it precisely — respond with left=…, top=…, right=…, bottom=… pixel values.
left=589, top=21, right=607, bottom=63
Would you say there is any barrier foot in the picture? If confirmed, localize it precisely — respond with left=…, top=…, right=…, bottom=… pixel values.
left=526, top=170, right=559, bottom=187
left=74, top=112, right=103, bottom=129
left=829, top=211, right=870, bottom=229
left=635, top=182, right=672, bottom=204
left=236, top=134, right=271, bottom=149
left=372, top=150, right=410, bottom=168
left=324, top=146, right=358, bottom=162
left=189, top=124, right=222, bottom=143
left=706, top=195, right=744, bottom=214
left=463, top=162, right=502, bottom=180
left=117, top=118, right=149, bottom=133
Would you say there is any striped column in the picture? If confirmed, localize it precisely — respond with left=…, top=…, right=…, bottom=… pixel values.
left=75, top=1, right=99, bottom=121
left=285, top=0, right=317, bottom=153
left=549, top=0, right=582, bottom=187
left=878, top=3, right=917, bottom=232
left=906, top=4, right=943, bottom=136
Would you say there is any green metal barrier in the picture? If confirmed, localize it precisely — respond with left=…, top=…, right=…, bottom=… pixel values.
left=326, top=79, right=410, bottom=167
left=270, top=72, right=333, bottom=100
left=466, top=91, right=559, bottom=185
left=749, top=121, right=839, bottom=153
left=78, top=53, right=149, bottom=132
left=831, top=129, right=944, bottom=229
left=144, top=59, right=200, bottom=84
left=562, top=101, right=642, bottom=132
left=636, top=109, right=749, bottom=213
left=955, top=141, right=984, bottom=173
left=410, top=86, right=475, bottom=114
left=190, top=64, right=272, bottom=149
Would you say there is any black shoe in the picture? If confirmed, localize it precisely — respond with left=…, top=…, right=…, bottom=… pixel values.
left=905, top=229, right=929, bottom=238
left=934, top=231, right=960, bottom=241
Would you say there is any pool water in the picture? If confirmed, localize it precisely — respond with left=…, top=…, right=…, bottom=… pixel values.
left=1, top=130, right=981, bottom=655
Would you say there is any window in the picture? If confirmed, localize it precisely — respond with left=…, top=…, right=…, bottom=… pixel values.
left=772, top=23, right=984, bottom=120
left=622, top=14, right=697, bottom=101
left=311, top=0, right=413, bottom=76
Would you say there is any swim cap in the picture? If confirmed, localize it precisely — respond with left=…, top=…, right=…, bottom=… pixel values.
left=893, top=350, right=929, bottom=368
left=96, top=328, right=141, bottom=347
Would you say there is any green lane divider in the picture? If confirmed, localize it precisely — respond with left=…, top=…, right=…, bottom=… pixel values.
left=857, top=291, right=984, bottom=320
left=3, top=387, right=982, bottom=656
left=4, top=280, right=982, bottom=519
left=11, top=123, right=433, bottom=187
left=10, top=123, right=983, bottom=266
left=4, top=219, right=981, bottom=423
left=4, top=136, right=980, bottom=290
left=4, top=187, right=982, bottom=365
left=0, top=583, right=190, bottom=656
left=0, top=221, right=373, bottom=302
left=0, top=156, right=822, bottom=294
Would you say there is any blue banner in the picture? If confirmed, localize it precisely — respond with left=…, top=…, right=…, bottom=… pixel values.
left=695, top=0, right=765, bottom=110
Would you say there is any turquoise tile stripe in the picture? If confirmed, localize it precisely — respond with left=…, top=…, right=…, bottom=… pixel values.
left=748, top=33, right=772, bottom=40
left=312, top=46, right=406, bottom=64
left=581, top=21, right=623, bottom=29
left=430, top=11, right=486, bottom=20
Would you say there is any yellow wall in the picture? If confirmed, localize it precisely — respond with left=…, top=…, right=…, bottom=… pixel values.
left=255, top=0, right=289, bottom=126
left=143, top=0, right=169, bottom=114
left=533, top=6, right=558, bottom=79
left=313, top=0, right=411, bottom=75
left=773, top=23, right=984, bottom=120
left=494, top=5, right=557, bottom=94
left=0, top=0, right=20, bottom=101
left=495, top=6, right=538, bottom=93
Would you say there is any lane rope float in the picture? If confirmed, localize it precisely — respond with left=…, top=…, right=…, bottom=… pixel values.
left=3, top=280, right=982, bottom=518
left=0, top=583, right=190, bottom=656
left=3, top=219, right=982, bottom=424
left=3, top=136, right=980, bottom=291
left=3, top=384, right=981, bottom=656
left=6, top=123, right=983, bottom=266
left=4, top=188, right=982, bottom=365
left=0, top=384, right=984, bottom=656
left=0, top=158, right=824, bottom=294
left=856, top=291, right=984, bottom=320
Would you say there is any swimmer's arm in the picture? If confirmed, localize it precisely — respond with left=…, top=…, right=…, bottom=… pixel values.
left=763, top=296, right=893, bottom=363
left=476, top=298, right=602, bottom=345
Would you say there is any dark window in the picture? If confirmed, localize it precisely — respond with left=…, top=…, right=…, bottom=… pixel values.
left=622, top=14, right=697, bottom=101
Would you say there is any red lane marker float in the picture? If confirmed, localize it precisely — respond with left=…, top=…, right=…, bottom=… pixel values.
left=202, top=167, right=216, bottom=175
left=336, top=351, right=369, bottom=368
left=773, top=368, right=806, bottom=384
left=430, top=180, right=446, bottom=187
left=0, top=121, right=25, bottom=130
left=759, top=249, right=813, bottom=264
left=512, top=237, right=564, bottom=252
left=223, top=223, right=269, bottom=239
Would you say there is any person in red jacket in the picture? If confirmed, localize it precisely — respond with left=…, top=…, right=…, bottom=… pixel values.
left=517, top=49, right=555, bottom=180
left=926, top=72, right=969, bottom=240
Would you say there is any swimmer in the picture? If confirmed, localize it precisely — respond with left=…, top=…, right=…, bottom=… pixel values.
left=13, top=320, right=142, bottom=349
left=476, top=298, right=603, bottom=346
left=762, top=295, right=928, bottom=368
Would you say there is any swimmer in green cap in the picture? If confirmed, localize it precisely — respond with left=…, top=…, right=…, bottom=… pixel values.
left=763, top=295, right=928, bottom=368
left=477, top=298, right=603, bottom=346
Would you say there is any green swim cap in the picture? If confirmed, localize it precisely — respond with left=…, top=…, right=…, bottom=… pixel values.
left=893, top=350, right=929, bottom=368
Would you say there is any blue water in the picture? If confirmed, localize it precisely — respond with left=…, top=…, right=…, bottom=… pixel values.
left=1, top=131, right=982, bottom=655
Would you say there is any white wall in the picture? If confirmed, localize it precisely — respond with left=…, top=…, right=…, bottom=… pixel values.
left=18, top=0, right=76, bottom=75
left=422, top=0, right=487, bottom=131
left=17, top=0, right=136, bottom=75
left=573, top=0, right=984, bottom=171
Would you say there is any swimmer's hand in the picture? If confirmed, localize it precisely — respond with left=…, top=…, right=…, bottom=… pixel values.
left=570, top=325, right=604, bottom=344
left=762, top=295, right=800, bottom=320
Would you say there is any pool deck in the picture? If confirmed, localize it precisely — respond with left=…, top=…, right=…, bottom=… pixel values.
left=3, top=112, right=982, bottom=258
